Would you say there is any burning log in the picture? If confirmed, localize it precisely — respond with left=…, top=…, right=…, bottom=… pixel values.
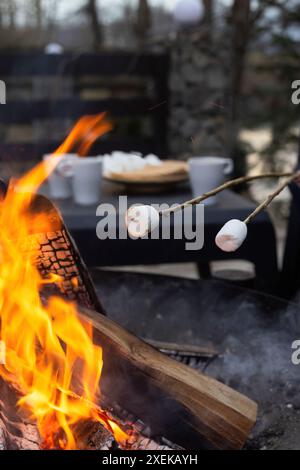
left=0, top=377, right=40, bottom=450
left=27, top=193, right=105, bottom=313
left=0, top=180, right=104, bottom=314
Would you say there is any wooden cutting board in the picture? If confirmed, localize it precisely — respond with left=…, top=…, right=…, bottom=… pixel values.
left=104, top=160, right=188, bottom=184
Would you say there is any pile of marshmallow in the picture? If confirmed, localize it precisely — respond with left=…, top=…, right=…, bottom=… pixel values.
left=126, top=205, right=248, bottom=253
left=102, top=151, right=162, bottom=176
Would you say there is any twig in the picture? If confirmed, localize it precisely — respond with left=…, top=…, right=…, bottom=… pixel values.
left=244, top=171, right=299, bottom=224
left=160, top=172, right=294, bottom=216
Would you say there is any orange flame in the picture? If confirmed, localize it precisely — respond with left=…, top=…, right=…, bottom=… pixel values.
left=0, top=116, right=130, bottom=450
left=54, top=112, right=113, bottom=156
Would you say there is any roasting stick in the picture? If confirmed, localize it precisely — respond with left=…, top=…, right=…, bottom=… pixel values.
left=160, top=171, right=293, bottom=216
left=125, top=171, right=296, bottom=242
left=243, top=172, right=299, bottom=224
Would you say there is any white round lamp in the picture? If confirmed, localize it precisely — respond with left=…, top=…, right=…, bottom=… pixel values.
left=173, top=0, right=203, bottom=27
left=45, top=43, right=64, bottom=55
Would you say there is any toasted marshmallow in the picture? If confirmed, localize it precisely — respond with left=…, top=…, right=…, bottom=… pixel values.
left=126, top=205, right=160, bottom=238
left=215, top=219, right=247, bottom=252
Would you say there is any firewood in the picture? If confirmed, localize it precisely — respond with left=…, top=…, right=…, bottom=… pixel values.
left=0, top=377, right=40, bottom=450
left=80, top=308, right=257, bottom=450
left=0, top=181, right=104, bottom=314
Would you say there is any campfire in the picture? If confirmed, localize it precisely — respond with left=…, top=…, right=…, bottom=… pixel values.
left=0, top=117, right=131, bottom=450
left=0, top=115, right=257, bottom=451
left=0, top=114, right=131, bottom=449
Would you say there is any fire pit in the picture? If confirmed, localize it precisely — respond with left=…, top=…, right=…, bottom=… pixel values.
left=92, top=270, right=300, bottom=450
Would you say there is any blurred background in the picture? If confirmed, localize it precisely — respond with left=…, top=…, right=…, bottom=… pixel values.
left=0, top=0, right=299, bottom=276
left=0, top=1, right=299, bottom=166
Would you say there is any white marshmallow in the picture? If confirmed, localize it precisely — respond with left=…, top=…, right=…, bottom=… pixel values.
left=144, top=154, right=162, bottom=166
left=126, top=205, right=160, bottom=238
left=101, top=151, right=162, bottom=176
left=215, top=219, right=247, bottom=252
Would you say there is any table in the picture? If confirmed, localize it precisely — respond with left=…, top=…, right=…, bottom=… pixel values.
left=40, top=181, right=278, bottom=292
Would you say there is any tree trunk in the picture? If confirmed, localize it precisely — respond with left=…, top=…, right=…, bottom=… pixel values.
left=202, top=0, right=214, bottom=29
left=135, top=0, right=152, bottom=49
left=227, top=0, right=251, bottom=174
left=87, top=0, right=103, bottom=50
left=8, top=0, right=16, bottom=30
left=34, top=0, right=42, bottom=31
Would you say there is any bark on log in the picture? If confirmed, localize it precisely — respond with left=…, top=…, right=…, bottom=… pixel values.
left=27, top=193, right=104, bottom=314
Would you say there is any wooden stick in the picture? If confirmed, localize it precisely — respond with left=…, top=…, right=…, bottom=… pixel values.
left=244, top=171, right=299, bottom=224
left=160, top=172, right=294, bottom=216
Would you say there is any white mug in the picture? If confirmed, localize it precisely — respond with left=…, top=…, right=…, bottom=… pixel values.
left=70, top=156, right=103, bottom=206
left=43, top=153, right=76, bottom=199
left=188, top=156, right=234, bottom=205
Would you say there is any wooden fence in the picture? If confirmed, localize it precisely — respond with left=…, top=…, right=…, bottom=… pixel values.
left=0, top=52, right=170, bottom=162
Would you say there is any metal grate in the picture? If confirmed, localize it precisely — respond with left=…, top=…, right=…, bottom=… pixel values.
left=144, top=338, right=220, bottom=369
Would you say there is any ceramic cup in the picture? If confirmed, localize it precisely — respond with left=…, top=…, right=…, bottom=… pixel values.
left=43, top=153, right=76, bottom=199
left=188, top=156, right=234, bottom=205
left=70, top=156, right=103, bottom=206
